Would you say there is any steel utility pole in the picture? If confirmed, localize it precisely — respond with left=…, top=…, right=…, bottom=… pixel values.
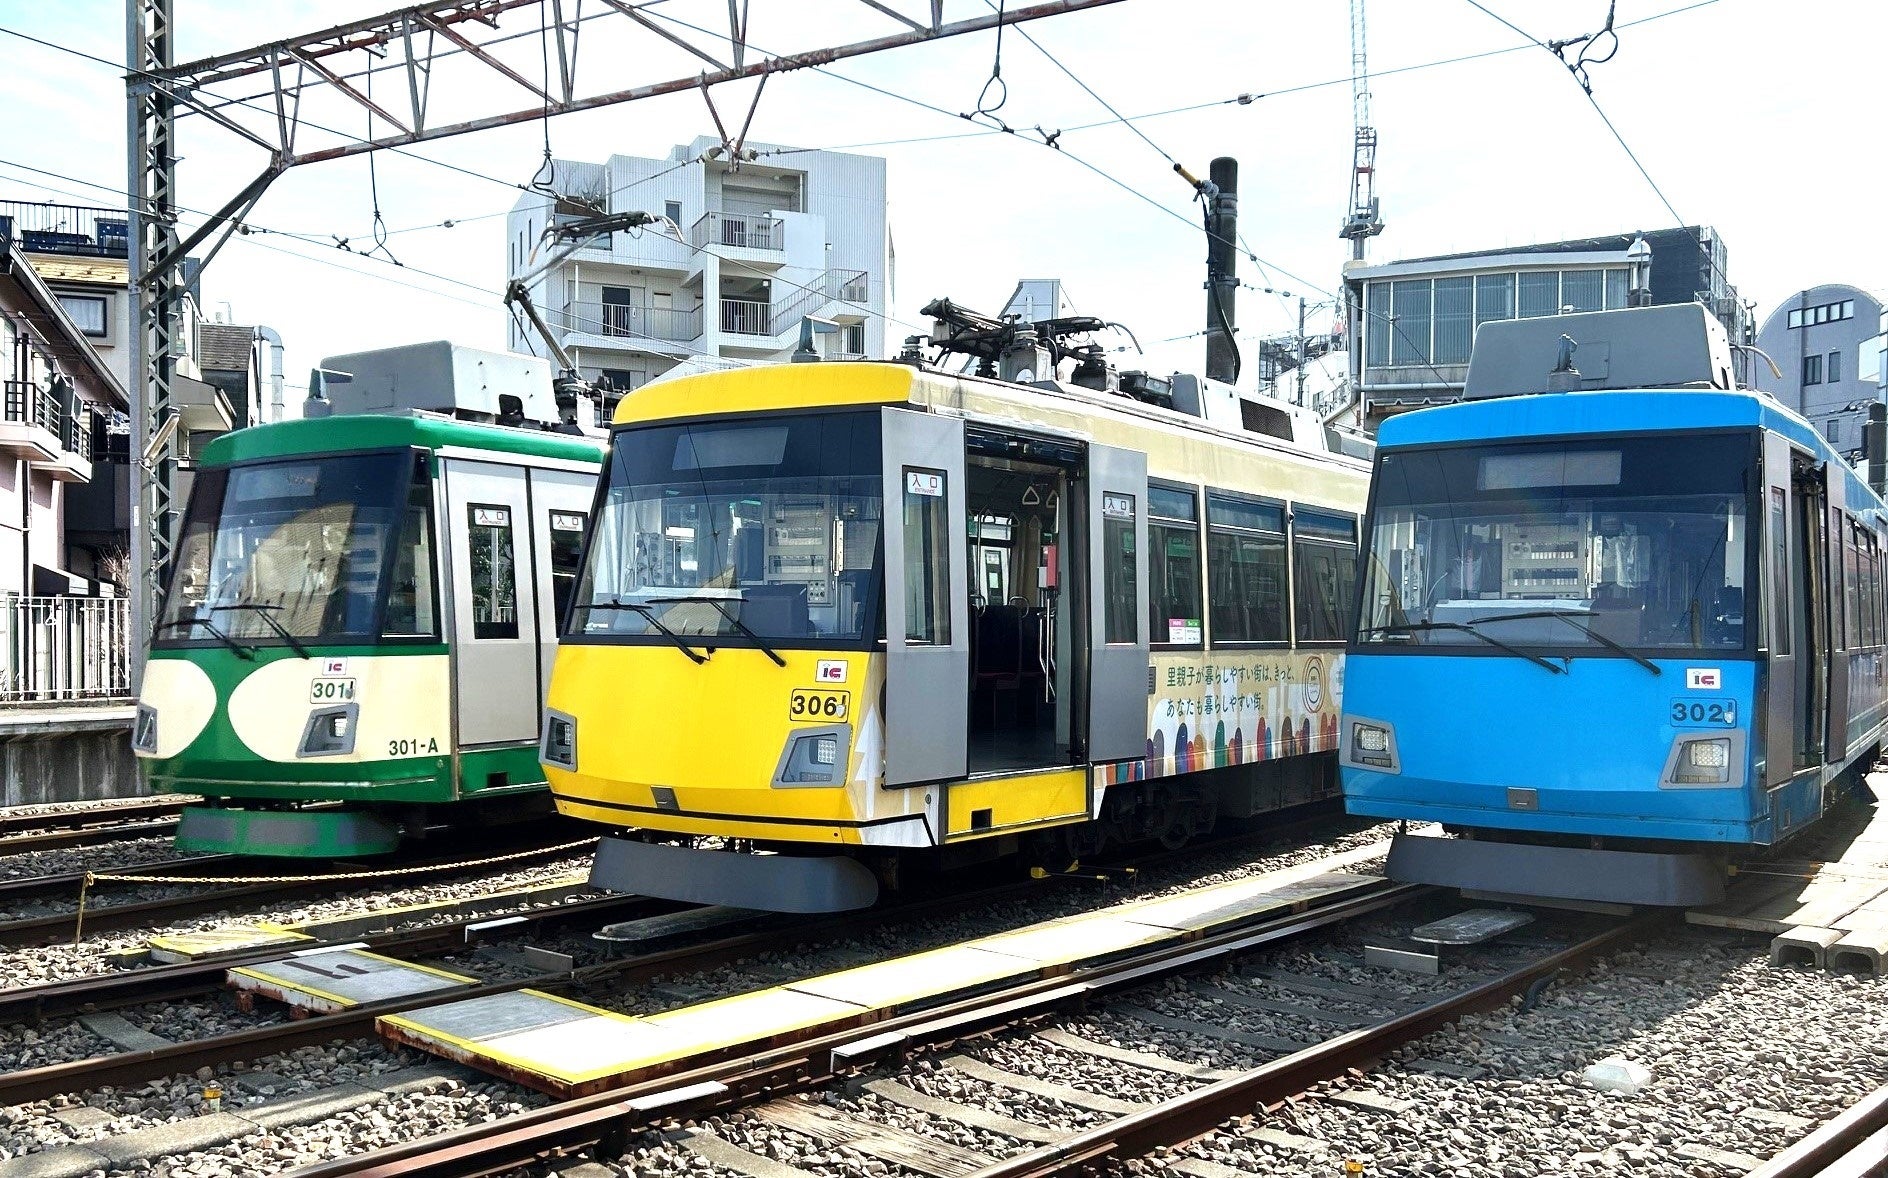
left=124, top=0, right=1128, bottom=687
left=1203, top=156, right=1239, bottom=385
left=1295, top=298, right=1309, bottom=406
left=126, top=0, right=181, bottom=687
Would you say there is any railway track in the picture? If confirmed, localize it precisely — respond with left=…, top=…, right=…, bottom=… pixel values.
left=285, top=881, right=1654, bottom=1178
left=1749, top=1081, right=1888, bottom=1178
left=0, top=824, right=597, bottom=949
left=0, top=814, right=1374, bottom=1107
left=0, top=798, right=188, bottom=856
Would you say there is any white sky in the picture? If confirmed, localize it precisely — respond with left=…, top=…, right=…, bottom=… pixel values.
left=0, top=0, right=1881, bottom=393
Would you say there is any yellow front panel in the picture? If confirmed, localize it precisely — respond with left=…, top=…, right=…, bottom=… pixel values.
left=614, top=362, right=913, bottom=425
left=546, top=643, right=928, bottom=843
left=945, top=769, right=1086, bottom=841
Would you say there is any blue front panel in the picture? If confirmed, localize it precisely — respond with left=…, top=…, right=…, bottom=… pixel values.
left=1342, top=652, right=1764, bottom=843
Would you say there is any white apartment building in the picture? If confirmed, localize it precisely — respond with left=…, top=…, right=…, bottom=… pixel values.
left=506, top=137, right=891, bottom=422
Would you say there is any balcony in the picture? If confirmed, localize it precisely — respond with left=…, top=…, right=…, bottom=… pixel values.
left=0, top=595, right=130, bottom=704
left=566, top=302, right=702, bottom=344
left=720, top=298, right=771, bottom=336
left=690, top=212, right=784, bottom=254
left=0, top=380, right=93, bottom=479
left=0, top=204, right=129, bottom=259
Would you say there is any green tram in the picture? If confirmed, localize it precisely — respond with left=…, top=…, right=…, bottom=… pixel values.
left=132, top=343, right=606, bottom=856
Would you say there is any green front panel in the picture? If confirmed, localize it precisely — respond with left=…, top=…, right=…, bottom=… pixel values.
left=140, top=644, right=465, bottom=804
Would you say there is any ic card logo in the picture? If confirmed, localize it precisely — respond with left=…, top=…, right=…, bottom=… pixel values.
left=1685, top=667, right=1721, bottom=690
left=816, top=660, right=847, bottom=684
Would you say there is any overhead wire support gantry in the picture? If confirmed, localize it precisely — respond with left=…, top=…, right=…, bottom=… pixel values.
left=123, top=0, right=1127, bottom=684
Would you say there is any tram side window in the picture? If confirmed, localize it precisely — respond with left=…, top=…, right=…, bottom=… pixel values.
left=902, top=468, right=951, bottom=645
left=384, top=469, right=437, bottom=638
left=467, top=503, right=518, bottom=640
left=1293, top=508, right=1359, bottom=643
left=1770, top=487, right=1792, bottom=657
left=549, top=510, right=587, bottom=625
left=1102, top=492, right=1138, bottom=645
left=1847, top=523, right=1863, bottom=651
left=1148, top=483, right=1200, bottom=646
left=1206, top=492, right=1288, bottom=644
left=1870, top=533, right=1883, bottom=649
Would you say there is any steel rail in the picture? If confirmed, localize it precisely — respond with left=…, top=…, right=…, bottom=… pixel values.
left=0, top=890, right=678, bottom=1104
left=0, top=819, right=183, bottom=856
left=284, top=881, right=1425, bottom=1178
left=968, top=911, right=1671, bottom=1177
left=0, top=798, right=185, bottom=836
left=1746, top=1081, right=1888, bottom=1178
left=0, top=855, right=235, bottom=904
left=0, top=827, right=595, bottom=948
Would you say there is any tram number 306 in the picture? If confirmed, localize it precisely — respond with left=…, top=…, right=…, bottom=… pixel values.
left=789, top=689, right=849, bottom=721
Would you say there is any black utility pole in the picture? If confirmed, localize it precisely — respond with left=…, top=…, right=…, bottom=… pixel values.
left=1204, top=156, right=1239, bottom=385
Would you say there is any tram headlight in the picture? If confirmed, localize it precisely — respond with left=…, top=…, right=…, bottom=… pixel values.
left=1674, top=737, right=1732, bottom=784
left=1347, top=719, right=1398, bottom=772
left=541, top=710, right=578, bottom=772
left=131, top=704, right=158, bottom=755
left=297, top=703, right=359, bottom=758
left=773, top=727, right=850, bottom=786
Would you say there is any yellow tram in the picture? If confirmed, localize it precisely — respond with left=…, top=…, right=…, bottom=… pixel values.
left=543, top=349, right=1370, bottom=911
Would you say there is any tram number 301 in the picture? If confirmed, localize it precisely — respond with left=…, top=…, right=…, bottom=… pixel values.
left=789, top=689, right=849, bottom=722
left=388, top=737, right=441, bottom=756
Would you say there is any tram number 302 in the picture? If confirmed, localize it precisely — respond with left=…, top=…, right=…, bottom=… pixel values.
left=789, top=689, right=849, bottom=722
left=1669, top=699, right=1736, bottom=727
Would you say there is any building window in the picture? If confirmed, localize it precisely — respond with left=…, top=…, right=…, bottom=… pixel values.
left=1518, top=271, right=1559, bottom=318
left=1148, top=483, right=1201, bottom=646
left=1365, top=282, right=1392, bottom=367
left=58, top=294, right=107, bottom=338
left=1604, top=268, right=1629, bottom=309
left=664, top=200, right=682, bottom=225
left=843, top=322, right=866, bottom=356
left=1474, top=273, right=1514, bottom=331
left=1206, top=492, right=1287, bottom=644
left=1432, top=276, right=1473, bottom=365
left=1390, top=279, right=1431, bottom=365
left=1804, top=353, right=1823, bottom=386
left=1829, top=419, right=1842, bottom=444
left=1829, top=350, right=1842, bottom=383
left=1561, top=270, right=1603, bottom=313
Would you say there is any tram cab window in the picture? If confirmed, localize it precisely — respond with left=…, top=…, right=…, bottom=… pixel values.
left=383, top=464, right=438, bottom=638
left=570, top=410, right=884, bottom=649
left=1148, top=483, right=1202, bottom=646
left=1357, top=434, right=1754, bottom=654
left=156, top=450, right=419, bottom=646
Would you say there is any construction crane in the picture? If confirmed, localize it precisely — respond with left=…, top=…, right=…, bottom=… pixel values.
left=1338, top=0, right=1385, bottom=259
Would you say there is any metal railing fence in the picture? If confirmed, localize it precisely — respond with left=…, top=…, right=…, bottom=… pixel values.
left=0, top=596, right=130, bottom=704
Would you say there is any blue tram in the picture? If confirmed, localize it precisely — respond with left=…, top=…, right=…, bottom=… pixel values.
left=1340, top=305, right=1887, bottom=906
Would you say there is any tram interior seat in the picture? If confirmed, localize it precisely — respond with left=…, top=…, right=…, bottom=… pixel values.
left=972, top=604, right=1046, bottom=729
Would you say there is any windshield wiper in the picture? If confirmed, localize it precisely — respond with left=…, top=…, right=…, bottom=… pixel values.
left=1467, top=609, right=1662, bottom=676
left=647, top=595, right=787, bottom=667
left=1358, top=621, right=1564, bottom=674
left=584, top=599, right=709, bottom=664
left=210, top=603, right=312, bottom=660
left=152, top=617, right=257, bottom=661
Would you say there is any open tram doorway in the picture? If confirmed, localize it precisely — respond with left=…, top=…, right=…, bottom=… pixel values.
left=965, top=450, right=1078, bottom=774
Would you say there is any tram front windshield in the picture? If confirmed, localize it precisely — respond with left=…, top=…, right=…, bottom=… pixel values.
left=571, top=410, right=884, bottom=648
left=156, top=450, right=436, bottom=645
left=1356, top=432, right=1753, bottom=654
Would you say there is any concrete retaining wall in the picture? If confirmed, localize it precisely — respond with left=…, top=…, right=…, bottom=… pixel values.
left=0, top=706, right=143, bottom=806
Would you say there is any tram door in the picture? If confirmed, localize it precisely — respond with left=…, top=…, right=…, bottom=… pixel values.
left=527, top=467, right=596, bottom=710
left=1796, top=461, right=1831, bottom=771
left=1826, top=488, right=1851, bottom=763
left=881, top=408, right=970, bottom=786
left=1083, top=444, right=1150, bottom=763
left=443, top=459, right=541, bottom=747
